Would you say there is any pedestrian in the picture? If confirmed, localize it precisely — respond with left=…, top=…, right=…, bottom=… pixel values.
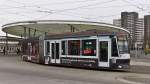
left=3, top=47, right=6, bottom=55
left=17, top=48, right=21, bottom=55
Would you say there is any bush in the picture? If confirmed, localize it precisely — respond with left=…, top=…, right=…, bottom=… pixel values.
left=144, top=49, right=150, bottom=55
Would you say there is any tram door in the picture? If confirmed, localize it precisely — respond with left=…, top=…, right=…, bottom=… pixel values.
left=50, top=40, right=60, bottom=64
left=98, top=38, right=111, bottom=67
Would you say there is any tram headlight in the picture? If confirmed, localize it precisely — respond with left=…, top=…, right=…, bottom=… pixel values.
left=118, top=65, right=122, bottom=69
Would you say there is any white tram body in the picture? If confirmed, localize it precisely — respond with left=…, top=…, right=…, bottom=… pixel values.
left=22, top=30, right=130, bottom=69
left=42, top=30, right=130, bottom=69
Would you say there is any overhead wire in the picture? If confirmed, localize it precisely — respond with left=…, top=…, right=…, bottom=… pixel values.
left=36, top=0, right=150, bottom=20
left=121, top=0, right=145, bottom=11
left=2, top=0, right=98, bottom=10
left=3, top=0, right=118, bottom=12
left=6, top=0, right=26, bottom=6
left=35, top=0, right=119, bottom=20
left=121, top=0, right=150, bottom=15
left=33, top=0, right=98, bottom=6
left=1, top=0, right=102, bottom=19
left=59, top=11, right=121, bottom=20
left=2, top=0, right=148, bottom=23
left=51, top=0, right=119, bottom=13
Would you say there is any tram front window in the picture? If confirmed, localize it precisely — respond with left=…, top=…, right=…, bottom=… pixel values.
left=117, top=35, right=129, bottom=54
left=118, top=40, right=129, bottom=54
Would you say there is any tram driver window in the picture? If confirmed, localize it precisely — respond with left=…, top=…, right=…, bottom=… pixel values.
left=68, top=40, right=80, bottom=55
left=111, top=37, right=118, bottom=57
left=82, top=39, right=96, bottom=56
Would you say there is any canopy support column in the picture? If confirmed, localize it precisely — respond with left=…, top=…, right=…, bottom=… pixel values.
left=45, top=32, right=47, bottom=36
left=67, top=24, right=79, bottom=32
left=5, top=32, right=8, bottom=55
left=28, top=28, right=31, bottom=38
left=23, top=27, right=27, bottom=39
left=33, top=29, right=36, bottom=37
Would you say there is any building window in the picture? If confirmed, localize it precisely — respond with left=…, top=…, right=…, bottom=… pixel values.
left=68, top=40, right=80, bottom=55
left=61, top=41, right=67, bottom=55
left=82, top=39, right=96, bottom=56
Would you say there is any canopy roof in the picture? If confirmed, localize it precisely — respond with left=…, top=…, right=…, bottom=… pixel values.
left=0, top=36, right=22, bottom=41
left=2, top=20, right=129, bottom=37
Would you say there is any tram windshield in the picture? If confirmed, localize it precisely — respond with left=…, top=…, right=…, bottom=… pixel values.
left=117, top=36, right=129, bottom=54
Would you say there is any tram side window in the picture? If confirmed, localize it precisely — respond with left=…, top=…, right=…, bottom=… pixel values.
left=82, top=39, right=96, bottom=56
left=46, top=41, right=50, bottom=55
left=68, top=40, right=80, bottom=55
left=111, top=38, right=118, bottom=57
left=61, top=41, right=67, bottom=55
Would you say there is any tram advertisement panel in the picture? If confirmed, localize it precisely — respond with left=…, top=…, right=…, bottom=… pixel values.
left=61, top=57, right=98, bottom=68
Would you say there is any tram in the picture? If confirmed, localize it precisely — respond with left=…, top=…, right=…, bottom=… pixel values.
left=22, top=29, right=130, bottom=69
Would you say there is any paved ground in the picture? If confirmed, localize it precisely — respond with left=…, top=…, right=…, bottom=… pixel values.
left=125, top=50, right=150, bottom=84
left=0, top=54, right=150, bottom=84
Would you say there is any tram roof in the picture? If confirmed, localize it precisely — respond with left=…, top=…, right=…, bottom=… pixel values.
left=2, top=20, right=130, bottom=37
left=45, top=29, right=124, bottom=40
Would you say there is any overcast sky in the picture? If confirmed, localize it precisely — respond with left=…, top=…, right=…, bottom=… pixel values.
left=0, top=0, right=150, bottom=36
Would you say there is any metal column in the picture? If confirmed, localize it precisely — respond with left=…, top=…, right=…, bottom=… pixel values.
left=28, top=28, right=31, bottom=38
left=6, top=32, right=8, bottom=55
left=24, top=27, right=27, bottom=39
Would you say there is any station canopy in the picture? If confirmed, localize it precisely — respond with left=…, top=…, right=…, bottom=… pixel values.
left=2, top=20, right=129, bottom=37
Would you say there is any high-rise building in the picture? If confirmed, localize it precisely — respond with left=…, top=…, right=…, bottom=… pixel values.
left=113, top=18, right=144, bottom=49
left=113, top=19, right=121, bottom=27
left=121, top=12, right=139, bottom=49
left=144, top=15, right=150, bottom=49
left=135, top=18, right=144, bottom=48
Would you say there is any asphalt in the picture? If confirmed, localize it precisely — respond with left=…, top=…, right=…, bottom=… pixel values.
left=0, top=55, right=128, bottom=84
left=1, top=51, right=150, bottom=84
left=120, top=50, right=150, bottom=84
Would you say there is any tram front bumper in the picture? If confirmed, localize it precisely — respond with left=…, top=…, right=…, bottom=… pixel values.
left=117, top=64, right=130, bottom=69
left=110, top=59, right=130, bottom=69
